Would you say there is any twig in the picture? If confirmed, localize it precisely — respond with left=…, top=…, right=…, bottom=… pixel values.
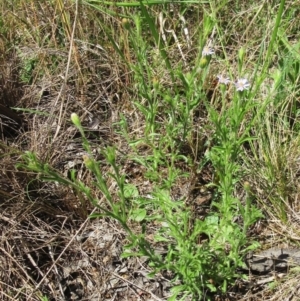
left=109, top=270, right=165, bottom=301
left=26, top=206, right=96, bottom=300
left=50, top=0, right=79, bottom=141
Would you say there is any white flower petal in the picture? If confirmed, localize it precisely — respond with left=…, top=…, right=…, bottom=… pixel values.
left=202, top=46, right=215, bottom=56
left=217, top=75, right=231, bottom=85
left=235, top=78, right=250, bottom=91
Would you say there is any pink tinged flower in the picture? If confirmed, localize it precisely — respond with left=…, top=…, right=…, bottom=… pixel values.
left=234, top=78, right=251, bottom=91
left=217, top=75, right=231, bottom=85
left=202, top=46, right=215, bottom=56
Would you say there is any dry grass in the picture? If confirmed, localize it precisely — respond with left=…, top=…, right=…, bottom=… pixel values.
left=1, top=0, right=300, bottom=300
left=0, top=1, right=166, bottom=300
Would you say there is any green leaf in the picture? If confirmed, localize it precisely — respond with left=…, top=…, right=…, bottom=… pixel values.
left=154, top=233, right=169, bottom=242
left=130, top=208, right=146, bottom=222
left=124, top=183, right=139, bottom=198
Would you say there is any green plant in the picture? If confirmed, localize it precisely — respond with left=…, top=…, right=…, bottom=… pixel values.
left=13, top=0, right=300, bottom=299
left=17, top=5, right=265, bottom=301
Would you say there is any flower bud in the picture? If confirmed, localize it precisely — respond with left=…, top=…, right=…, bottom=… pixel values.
left=238, top=47, right=246, bottom=64
left=152, top=77, right=159, bottom=89
left=71, top=113, right=81, bottom=128
left=238, top=47, right=246, bottom=73
left=243, top=181, right=251, bottom=192
left=83, top=154, right=94, bottom=170
left=199, top=57, right=209, bottom=68
left=122, top=18, right=130, bottom=30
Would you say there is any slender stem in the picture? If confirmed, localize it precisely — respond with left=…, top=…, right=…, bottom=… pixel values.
left=255, top=0, right=286, bottom=90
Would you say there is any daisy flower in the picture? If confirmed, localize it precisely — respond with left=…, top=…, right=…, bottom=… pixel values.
left=217, top=74, right=231, bottom=85
left=234, top=78, right=251, bottom=91
left=202, top=46, right=215, bottom=56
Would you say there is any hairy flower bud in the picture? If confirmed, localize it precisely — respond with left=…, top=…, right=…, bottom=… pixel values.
left=71, top=113, right=81, bottom=128
left=122, top=18, right=130, bottom=30
left=83, top=154, right=94, bottom=170
left=199, top=57, right=209, bottom=68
